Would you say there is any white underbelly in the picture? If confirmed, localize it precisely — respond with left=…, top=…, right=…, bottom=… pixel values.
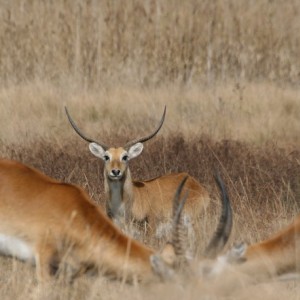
left=0, top=233, right=35, bottom=263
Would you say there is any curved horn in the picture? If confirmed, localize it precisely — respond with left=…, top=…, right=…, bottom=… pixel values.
left=159, top=176, right=189, bottom=270
left=204, top=171, right=233, bottom=258
left=124, top=106, right=166, bottom=149
left=65, top=107, right=109, bottom=150
left=171, top=176, right=189, bottom=259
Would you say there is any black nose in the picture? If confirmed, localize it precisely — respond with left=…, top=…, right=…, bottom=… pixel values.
left=112, top=169, right=121, bottom=176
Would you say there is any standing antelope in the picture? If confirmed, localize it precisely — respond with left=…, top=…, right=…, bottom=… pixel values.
left=0, top=159, right=231, bottom=282
left=65, top=107, right=210, bottom=238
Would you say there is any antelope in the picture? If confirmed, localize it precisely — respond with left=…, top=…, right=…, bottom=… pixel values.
left=198, top=213, right=300, bottom=284
left=0, top=159, right=231, bottom=282
left=65, top=107, right=210, bottom=238
left=223, top=214, right=300, bottom=280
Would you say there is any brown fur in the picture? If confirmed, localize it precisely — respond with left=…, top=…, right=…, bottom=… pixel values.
left=240, top=214, right=300, bottom=277
left=131, top=172, right=210, bottom=231
left=0, top=159, right=158, bottom=281
left=207, top=214, right=300, bottom=285
left=194, top=215, right=300, bottom=292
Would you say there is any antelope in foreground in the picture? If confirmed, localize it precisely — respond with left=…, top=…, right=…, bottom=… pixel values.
left=65, top=107, right=210, bottom=238
left=0, top=159, right=231, bottom=282
left=225, top=213, right=300, bottom=280
left=199, top=213, right=300, bottom=284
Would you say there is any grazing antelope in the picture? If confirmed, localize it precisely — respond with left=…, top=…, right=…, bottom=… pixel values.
left=171, top=174, right=299, bottom=285
left=0, top=159, right=231, bottom=282
left=199, top=213, right=300, bottom=283
left=225, top=214, right=300, bottom=279
left=65, top=107, right=210, bottom=238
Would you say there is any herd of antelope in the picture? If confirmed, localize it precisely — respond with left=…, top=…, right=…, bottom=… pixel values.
left=0, top=106, right=299, bottom=288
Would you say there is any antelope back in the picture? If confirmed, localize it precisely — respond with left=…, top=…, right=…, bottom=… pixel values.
left=0, top=159, right=171, bottom=281
left=132, top=173, right=210, bottom=216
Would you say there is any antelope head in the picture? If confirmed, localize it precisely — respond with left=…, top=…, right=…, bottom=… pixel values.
left=65, top=106, right=166, bottom=218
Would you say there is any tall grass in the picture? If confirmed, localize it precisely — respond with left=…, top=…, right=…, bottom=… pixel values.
left=0, top=0, right=300, bottom=299
left=0, top=0, right=300, bottom=87
left=1, top=82, right=300, bottom=147
left=1, top=0, right=300, bottom=147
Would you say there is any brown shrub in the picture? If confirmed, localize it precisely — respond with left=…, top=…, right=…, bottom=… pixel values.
left=2, top=136, right=299, bottom=222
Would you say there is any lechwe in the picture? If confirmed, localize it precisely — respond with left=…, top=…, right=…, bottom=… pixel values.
left=0, top=159, right=231, bottom=282
left=65, top=107, right=210, bottom=238
left=197, top=210, right=300, bottom=285
left=211, top=214, right=300, bottom=281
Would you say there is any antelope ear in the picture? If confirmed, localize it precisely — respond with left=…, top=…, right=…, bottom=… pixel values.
left=127, top=142, right=144, bottom=159
left=89, top=143, right=106, bottom=160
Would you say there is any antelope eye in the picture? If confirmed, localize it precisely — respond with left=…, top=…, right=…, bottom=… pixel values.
left=122, top=155, right=129, bottom=161
left=104, top=155, right=110, bottom=161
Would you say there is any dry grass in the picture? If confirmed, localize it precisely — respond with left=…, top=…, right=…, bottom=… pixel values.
left=1, top=81, right=300, bottom=148
left=0, top=0, right=300, bottom=299
left=0, top=0, right=300, bottom=86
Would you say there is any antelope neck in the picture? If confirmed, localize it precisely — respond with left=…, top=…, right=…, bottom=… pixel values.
left=105, top=169, right=132, bottom=218
left=109, top=178, right=124, bottom=211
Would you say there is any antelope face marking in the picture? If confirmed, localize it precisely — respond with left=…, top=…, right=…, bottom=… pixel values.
left=89, top=143, right=144, bottom=181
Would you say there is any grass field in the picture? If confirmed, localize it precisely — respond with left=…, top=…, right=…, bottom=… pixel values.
left=0, top=0, right=300, bottom=299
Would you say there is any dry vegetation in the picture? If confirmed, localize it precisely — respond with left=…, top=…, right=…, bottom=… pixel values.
left=0, top=0, right=300, bottom=299
left=1, top=0, right=300, bottom=86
